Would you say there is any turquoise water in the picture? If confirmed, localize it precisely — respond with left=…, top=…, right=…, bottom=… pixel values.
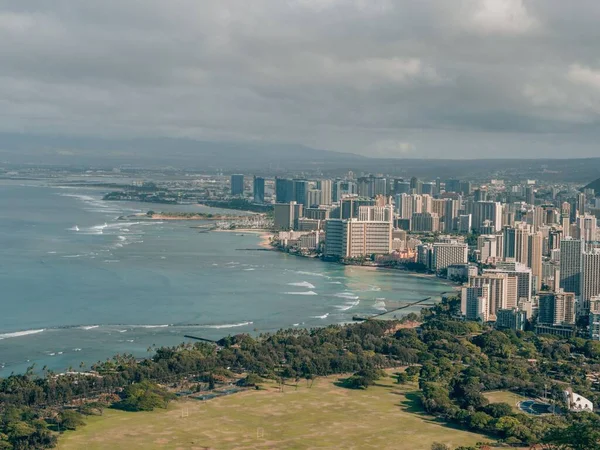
left=0, top=180, right=449, bottom=376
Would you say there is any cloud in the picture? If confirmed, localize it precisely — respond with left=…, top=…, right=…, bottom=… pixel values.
left=568, top=64, right=600, bottom=92
left=0, top=0, right=599, bottom=158
left=469, top=0, right=539, bottom=35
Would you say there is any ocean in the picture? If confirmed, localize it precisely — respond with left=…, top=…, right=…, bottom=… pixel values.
left=0, top=179, right=450, bottom=376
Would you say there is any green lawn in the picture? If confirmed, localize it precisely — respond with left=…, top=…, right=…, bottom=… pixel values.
left=484, top=390, right=527, bottom=412
left=61, top=373, right=492, bottom=450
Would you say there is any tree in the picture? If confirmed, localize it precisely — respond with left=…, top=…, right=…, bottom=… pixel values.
left=431, top=443, right=450, bottom=450
left=543, top=413, right=600, bottom=450
left=57, top=410, right=86, bottom=431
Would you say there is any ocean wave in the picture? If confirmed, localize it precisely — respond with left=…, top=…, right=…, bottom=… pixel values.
left=62, top=254, right=82, bottom=258
left=335, top=300, right=360, bottom=311
left=0, top=329, right=45, bottom=340
left=199, top=321, right=254, bottom=329
left=311, top=313, right=330, bottom=319
left=284, top=291, right=318, bottom=296
left=333, top=292, right=359, bottom=300
left=80, top=325, right=99, bottom=330
left=373, top=300, right=387, bottom=312
left=296, top=271, right=328, bottom=278
left=243, top=268, right=255, bottom=271
left=328, top=281, right=343, bottom=285
left=288, top=281, right=316, bottom=289
left=131, top=324, right=170, bottom=329
left=118, top=236, right=127, bottom=241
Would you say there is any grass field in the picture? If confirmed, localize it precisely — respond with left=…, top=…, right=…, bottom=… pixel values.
left=484, top=390, right=527, bottom=413
left=61, top=373, right=492, bottom=450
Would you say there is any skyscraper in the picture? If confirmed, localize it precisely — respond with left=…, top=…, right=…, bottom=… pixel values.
left=317, top=180, right=332, bottom=205
left=253, top=176, right=265, bottom=203
left=559, top=238, right=584, bottom=296
left=582, top=249, right=600, bottom=312
left=230, top=174, right=244, bottom=196
left=473, top=201, right=503, bottom=233
left=275, top=178, right=294, bottom=203
left=577, top=214, right=598, bottom=242
left=293, top=180, right=309, bottom=206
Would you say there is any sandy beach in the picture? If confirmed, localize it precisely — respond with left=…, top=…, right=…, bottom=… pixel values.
left=213, top=229, right=274, bottom=248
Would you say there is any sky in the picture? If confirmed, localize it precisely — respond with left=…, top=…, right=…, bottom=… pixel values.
left=1, top=0, right=600, bottom=159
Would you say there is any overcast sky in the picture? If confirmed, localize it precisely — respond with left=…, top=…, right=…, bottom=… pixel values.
left=1, top=0, right=600, bottom=158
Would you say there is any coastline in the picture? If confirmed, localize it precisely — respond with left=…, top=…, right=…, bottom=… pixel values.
left=214, top=229, right=274, bottom=249
left=271, top=247, right=460, bottom=290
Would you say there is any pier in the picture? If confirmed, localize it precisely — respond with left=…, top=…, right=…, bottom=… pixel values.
left=352, top=296, right=433, bottom=321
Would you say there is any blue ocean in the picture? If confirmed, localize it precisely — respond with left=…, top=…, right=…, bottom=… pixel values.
left=0, top=179, right=449, bottom=376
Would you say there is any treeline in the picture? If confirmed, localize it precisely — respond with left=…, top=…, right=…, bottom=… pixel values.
left=3, top=300, right=600, bottom=448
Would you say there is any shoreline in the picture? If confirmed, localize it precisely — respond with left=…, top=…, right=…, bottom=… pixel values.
left=271, top=247, right=459, bottom=290
left=213, top=229, right=274, bottom=249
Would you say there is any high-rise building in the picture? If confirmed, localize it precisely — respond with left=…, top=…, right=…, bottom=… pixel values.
left=374, top=177, right=387, bottom=196
left=324, top=218, right=392, bottom=259
left=496, top=308, right=527, bottom=330
left=273, top=202, right=303, bottom=230
left=395, top=193, right=413, bottom=219
left=230, top=174, right=244, bottom=196
left=577, top=192, right=586, bottom=216
left=333, top=180, right=357, bottom=202
left=576, top=214, right=598, bottom=242
left=477, top=234, right=500, bottom=263
left=559, top=238, right=584, bottom=296
left=317, top=180, right=332, bottom=206
left=341, top=197, right=375, bottom=219
left=307, top=189, right=322, bottom=208
left=538, top=290, right=576, bottom=325
left=293, top=180, right=309, bottom=206
left=275, top=178, right=295, bottom=203
left=528, top=232, right=543, bottom=292
left=485, top=261, right=532, bottom=302
left=525, top=186, right=535, bottom=205
left=458, top=214, right=472, bottom=233
left=469, top=273, right=510, bottom=318
left=411, top=212, right=440, bottom=233
left=253, top=176, right=265, bottom=203
left=461, top=285, right=490, bottom=322
left=358, top=205, right=393, bottom=222
left=432, top=240, right=468, bottom=272
left=589, top=296, right=600, bottom=340
left=581, top=248, right=600, bottom=312
left=473, top=201, right=503, bottom=233
left=445, top=179, right=461, bottom=194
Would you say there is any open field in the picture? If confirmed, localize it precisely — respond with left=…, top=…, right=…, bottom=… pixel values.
left=61, top=373, right=493, bottom=450
left=484, top=390, right=528, bottom=413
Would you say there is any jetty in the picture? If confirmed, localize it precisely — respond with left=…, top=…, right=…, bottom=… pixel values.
left=352, top=296, right=433, bottom=321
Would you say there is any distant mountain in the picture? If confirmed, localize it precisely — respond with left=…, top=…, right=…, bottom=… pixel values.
left=2, top=132, right=600, bottom=183
left=582, top=177, right=600, bottom=195
left=0, top=133, right=364, bottom=171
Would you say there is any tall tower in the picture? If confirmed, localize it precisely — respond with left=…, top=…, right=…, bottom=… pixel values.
left=559, top=238, right=584, bottom=296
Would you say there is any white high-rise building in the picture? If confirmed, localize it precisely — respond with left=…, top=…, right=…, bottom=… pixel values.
left=582, top=249, right=600, bottom=312
left=395, top=194, right=413, bottom=219
left=468, top=273, right=509, bottom=320
left=577, top=214, right=598, bottom=242
left=317, top=180, right=332, bottom=205
left=432, top=241, right=468, bottom=272
left=324, top=218, right=392, bottom=259
left=485, top=261, right=532, bottom=303
left=461, top=285, right=490, bottom=322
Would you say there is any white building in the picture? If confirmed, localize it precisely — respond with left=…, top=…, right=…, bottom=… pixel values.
left=324, top=218, right=392, bottom=259
left=563, top=389, right=593, bottom=412
left=461, top=285, right=490, bottom=322
left=432, top=240, right=468, bottom=272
